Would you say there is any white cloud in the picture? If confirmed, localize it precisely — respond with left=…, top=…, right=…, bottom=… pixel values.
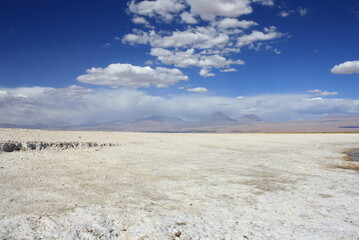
left=187, top=87, right=208, bottom=93
left=186, top=0, right=253, bottom=21
left=252, top=0, right=274, bottom=6
left=150, top=48, right=245, bottom=69
left=0, top=86, right=97, bottom=125
left=123, top=1, right=285, bottom=77
left=307, top=89, right=339, bottom=97
left=199, top=68, right=215, bottom=77
left=274, top=48, right=281, bottom=54
left=128, top=0, right=274, bottom=22
left=319, top=91, right=339, bottom=97
left=132, top=16, right=150, bottom=26
left=278, top=11, right=290, bottom=17
left=145, top=60, right=154, bottom=65
left=101, top=43, right=111, bottom=48
left=237, top=26, right=283, bottom=47
left=331, top=60, right=359, bottom=74
left=307, top=89, right=322, bottom=94
left=0, top=90, right=8, bottom=97
left=76, top=63, right=188, bottom=88
left=298, top=7, right=308, bottom=16
left=220, top=68, right=237, bottom=72
left=180, top=12, right=198, bottom=24
left=215, top=18, right=257, bottom=29
left=278, top=7, right=308, bottom=18
left=123, top=26, right=230, bottom=49
left=1, top=86, right=359, bottom=125
left=128, top=0, right=185, bottom=21
left=307, top=97, right=323, bottom=101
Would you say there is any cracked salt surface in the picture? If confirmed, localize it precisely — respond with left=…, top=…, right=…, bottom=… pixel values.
left=0, top=129, right=358, bottom=239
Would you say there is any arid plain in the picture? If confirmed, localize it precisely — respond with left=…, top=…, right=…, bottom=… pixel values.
left=0, top=128, right=358, bottom=239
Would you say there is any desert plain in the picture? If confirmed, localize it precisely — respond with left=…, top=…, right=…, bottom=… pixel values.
left=0, top=128, right=358, bottom=240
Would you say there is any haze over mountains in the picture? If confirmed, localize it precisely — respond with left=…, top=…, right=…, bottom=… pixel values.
left=199, top=112, right=238, bottom=125
left=236, top=114, right=262, bottom=123
left=1, top=112, right=359, bottom=133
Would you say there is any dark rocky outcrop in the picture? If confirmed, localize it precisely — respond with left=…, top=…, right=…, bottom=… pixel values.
left=0, top=141, right=118, bottom=152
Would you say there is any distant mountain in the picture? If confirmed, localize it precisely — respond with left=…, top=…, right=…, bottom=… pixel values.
left=318, top=114, right=348, bottom=120
left=79, top=120, right=104, bottom=127
left=2, top=113, right=359, bottom=133
left=198, top=112, right=237, bottom=126
left=45, top=121, right=75, bottom=128
left=312, top=114, right=343, bottom=122
left=223, top=114, right=359, bottom=133
left=0, top=122, right=71, bottom=130
left=139, top=115, right=187, bottom=124
left=78, top=115, right=189, bottom=132
left=236, top=114, right=262, bottom=122
left=0, top=123, right=42, bottom=129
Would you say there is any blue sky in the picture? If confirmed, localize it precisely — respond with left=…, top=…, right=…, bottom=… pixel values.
left=0, top=0, right=358, bottom=125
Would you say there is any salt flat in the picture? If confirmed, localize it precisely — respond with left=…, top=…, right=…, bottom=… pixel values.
left=0, top=129, right=358, bottom=240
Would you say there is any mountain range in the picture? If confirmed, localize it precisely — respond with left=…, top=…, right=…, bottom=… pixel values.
left=1, top=112, right=359, bottom=133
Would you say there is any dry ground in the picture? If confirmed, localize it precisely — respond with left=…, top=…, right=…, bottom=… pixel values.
left=0, top=129, right=358, bottom=239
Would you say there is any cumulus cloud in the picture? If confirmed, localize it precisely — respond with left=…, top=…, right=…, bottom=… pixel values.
left=307, top=89, right=339, bottom=97
left=150, top=48, right=244, bottom=69
left=331, top=60, right=359, bottom=74
left=123, top=0, right=285, bottom=76
left=180, top=12, right=198, bottom=24
left=278, top=7, right=308, bottom=18
left=307, top=97, right=323, bottom=101
left=128, top=0, right=274, bottom=23
left=145, top=60, right=154, bottom=65
left=319, top=92, right=339, bottom=97
left=186, top=0, right=253, bottom=21
left=1, top=86, right=359, bottom=125
left=132, top=16, right=150, bottom=25
left=273, top=48, right=281, bottom=54
left=187, top=87, right=209, bottom=93
left=220, top=68, right=237, bottom=72
left=278, top=11, right=290, bottom=17
left=307, top=89, right=321, bottom=94
left=128, top=0, right=185, bottom=21
left=123, top=26, right=230, bottom=49
left=122, top=25, right=251, bottom=74
left=237, top=26, right=283, bottom=47
left=252, top=0, right=274, bottom=6
left=76, top=63, right=188, bottom=88
left=200, top=68, right=215, bottom=77
left=215, top=18, right=257, bottom=29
